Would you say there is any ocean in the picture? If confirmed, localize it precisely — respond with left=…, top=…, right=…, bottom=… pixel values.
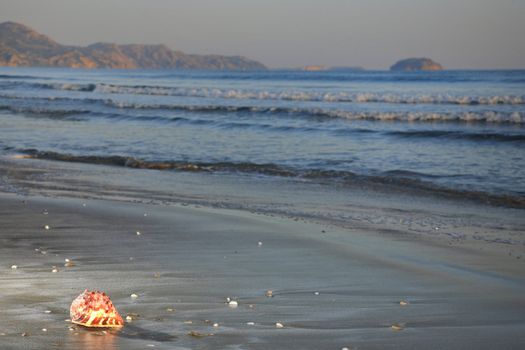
left=1, top=67, right=524, bottom=207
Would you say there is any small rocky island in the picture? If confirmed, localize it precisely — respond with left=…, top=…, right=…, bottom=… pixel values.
left=390, top=58, right=443, bottom=71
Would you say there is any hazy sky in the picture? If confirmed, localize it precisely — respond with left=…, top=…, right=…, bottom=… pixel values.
left=1, top=0, right=524, bottom=69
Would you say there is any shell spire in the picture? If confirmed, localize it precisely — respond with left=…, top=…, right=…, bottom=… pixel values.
left=70, top=289, right=124, bottom=327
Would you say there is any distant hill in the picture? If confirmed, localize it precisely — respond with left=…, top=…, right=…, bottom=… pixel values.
left=0, top=21, right=267, bottom=70
left=390, top=58, right=443, bottom=71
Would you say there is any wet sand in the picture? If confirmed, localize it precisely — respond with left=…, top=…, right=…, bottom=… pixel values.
left=1, top=192, right=525, bottom=349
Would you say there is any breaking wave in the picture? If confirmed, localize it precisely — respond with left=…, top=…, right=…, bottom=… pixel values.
left=7, top=81, right=525, bottom=105
left=16, top=149, right=525, bottom=209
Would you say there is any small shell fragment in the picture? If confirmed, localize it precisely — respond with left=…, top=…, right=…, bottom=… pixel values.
left=213, top=323, right=219, bottom=327
left=246, top=322, right=255, bottom=326
left=399, top=300, right=409, bottom=306
left=126, top=315, right=133, bottom=322
left=258, top=241, right=263, bottom=246
left=136, top=231, right=141, bottom=236
left=265, top=290, right=273, bottom=298
left=130, top=293, right=138, bottom=299
left=41, top=328, right=47, bottom=332
left=51, top=267, right=59, bottom=273
left=44, top=225, right=50, bottom=230
left=11, top=265, right=18, bottom=269
left=228, top=300, right=238, bottom=308
left=275, top=322, right=284, bottom=328
left=44, top=310, right=52, bottom=314
left=314, top=291, right=320, bottom=295
left=391, top=323, right=404, bottom=331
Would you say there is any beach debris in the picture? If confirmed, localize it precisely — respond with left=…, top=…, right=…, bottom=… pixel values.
left=213, top=323, right=219, bottom=327
left=341, top=347, right=350, bottom=350
left=228, top=300, right=238, bottom=308
left=136, top=231, right=141, bottom=236
left=391, top=323, right=405, bottom=331
left=188, top=330, right=213, bottom=338
left=11, top=265, right=18, bottom=269
left=166, top=308, right=175, bottom=312
left=68, top=327, right=75, bottom=331
left=44, top=225, right=50, bottom=230
left=153, top=272, right=161, bottom=278
left=64, top=260, right=75, bottom=267
left=41, top=328, right=47, bottom=332
left=275, top=322, right=284, bottom=328
left=130, top=293, right=139, bottom=299
left=44, top=310, right=52, bottom=314
left=126, top=315, right=133, bottom=322
left=265, top=290, right=273, bottom=298
left=399, top=300, right=409, bottom=306
left=21, top=332, right=28, bottom=337
left=70, top=289, right=124, bottom=328
left=258, top=241, right=263, bottom=246
left=183, top=320, right=193, bottom=324
left=246, top=322, right=255, bottom=326
left=51, top=266, right=59, bottom=273
left=314, top=291, right=320, bottom=296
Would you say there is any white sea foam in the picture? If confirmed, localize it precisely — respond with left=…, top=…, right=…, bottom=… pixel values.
left=43, top=83, right=525, bottom=105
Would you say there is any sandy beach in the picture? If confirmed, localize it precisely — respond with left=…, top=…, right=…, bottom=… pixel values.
left=1, top=185, right=524, bottom=349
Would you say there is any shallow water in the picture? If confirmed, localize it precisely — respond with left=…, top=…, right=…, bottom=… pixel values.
left=1, top=68, right=524, bottom=201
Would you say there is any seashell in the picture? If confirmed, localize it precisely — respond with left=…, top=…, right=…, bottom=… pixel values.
left=391, top=323, right=404, bottom=331
left=44, top=225, right=50, bottom=230
left=136, top=231, right=141, bottom=236
left=130, top=293, right=138, bottom=299
left=228, top=300, right=238, bottom=308
left=399, top=300, right=409, bottom=306
left=11, top=265, right=18, bottom=269
left=275, top=322, right=284, bottom=328
left=70, top=289, right=124, bottom=328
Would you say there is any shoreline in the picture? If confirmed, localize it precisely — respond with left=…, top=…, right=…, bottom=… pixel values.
left=1, top=188, right=525, bottom=348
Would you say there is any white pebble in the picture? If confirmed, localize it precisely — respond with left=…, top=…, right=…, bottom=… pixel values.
left=275, top=322, right=284, bottom=328
left=64, top=258, right=70, bottom=262
left=246, top=322, right=255, bottom=326
left=52, top=268, right=58, bottom=273
left=126, top=315, right=133, bottom=322
left=68, top=327, right=74, bottom=331
left=399, top=300, right=409, bottom=306
left=226, top=297, right=231, bottom=302
left=228, top=300, right=238, bottom=308
left=136, top=231, right=141, bottom=236
left=11, top=265, right=18, bottom=269
left=44, top=225, right=50, bottom=230
left=258, top=241, right=263, bottom=246
left=44, top=310, right=52, bottom=314
left=342, top=347, right=350, bottom=350
left=130, top=293, right=138, bottom=299
left=314, top=291, right=320, bottom=295
left=213, top=323, right=219, bottom=327
left=41, top=328, right=47, bottom=332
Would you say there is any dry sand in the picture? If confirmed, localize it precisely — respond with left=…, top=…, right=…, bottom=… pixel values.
left=1, top=192, right=524, bottom=349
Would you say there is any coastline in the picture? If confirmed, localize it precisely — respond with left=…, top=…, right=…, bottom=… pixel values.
left=1, top=156, right=525, bottom=349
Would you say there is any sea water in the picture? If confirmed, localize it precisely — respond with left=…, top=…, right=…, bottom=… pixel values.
left=0, top=68, right=524, bottom=204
